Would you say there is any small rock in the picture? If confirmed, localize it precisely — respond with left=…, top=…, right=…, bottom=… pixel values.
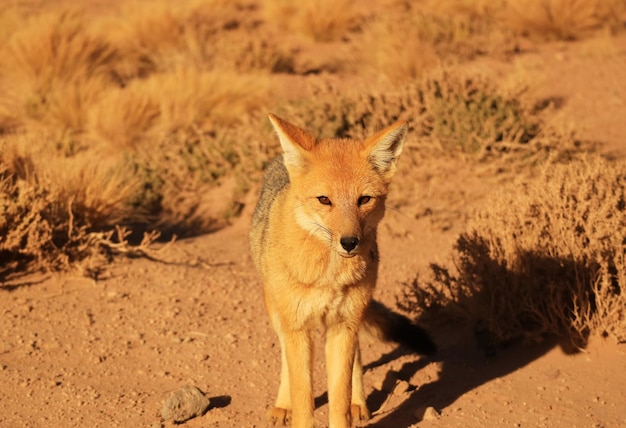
left=422, top=406, right=441, bottom=421
left=161, top=385, right=211, bottom=423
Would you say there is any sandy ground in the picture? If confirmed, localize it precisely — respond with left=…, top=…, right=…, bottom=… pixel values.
left=1, top=36, right=626, bottom=428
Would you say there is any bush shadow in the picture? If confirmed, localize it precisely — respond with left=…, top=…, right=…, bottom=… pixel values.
left=365, top=228, right=609, bottom=425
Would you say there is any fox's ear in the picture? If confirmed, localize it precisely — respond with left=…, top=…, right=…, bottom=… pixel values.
left=363, top=120, right=408, bottom=179
left=268, top=114, right=316, bottom=168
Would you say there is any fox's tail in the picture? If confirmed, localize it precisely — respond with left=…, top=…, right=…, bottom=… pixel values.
left=362, top=300, right=437, bottom=356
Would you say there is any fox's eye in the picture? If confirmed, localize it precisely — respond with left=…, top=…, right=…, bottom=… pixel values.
left=358, top=196, right=371, bottom=206
left=317, top=196, right=332, bottom=205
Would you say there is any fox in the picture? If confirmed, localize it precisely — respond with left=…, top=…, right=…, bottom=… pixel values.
left=250, top=114, right=436, bottom=428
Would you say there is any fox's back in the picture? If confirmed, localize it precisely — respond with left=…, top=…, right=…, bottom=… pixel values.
left=249, top=155, right=289, bottom=268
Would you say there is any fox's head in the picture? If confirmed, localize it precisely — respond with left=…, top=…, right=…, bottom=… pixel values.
left=268, top=114, right=407, bottom=258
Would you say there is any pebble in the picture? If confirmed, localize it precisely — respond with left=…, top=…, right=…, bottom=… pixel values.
left=161, top=385, right=211, bottom=423
left=423, top=406, right=441, bottom=421
left=415, top=405, right=441, bottom=421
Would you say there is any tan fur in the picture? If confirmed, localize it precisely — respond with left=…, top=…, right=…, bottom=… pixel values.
left=250, top=114, right=408, bottom=428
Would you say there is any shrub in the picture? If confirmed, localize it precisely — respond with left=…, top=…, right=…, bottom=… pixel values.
left=401, top=156, right=626, bottom=348
left=125, top=124, right=267, bottom=234
left=278, top=71, right=555, bottom=159
left=0, top=139, right=159, bottom=280
left=416, top=72, right=540, bottom=154
left=505, top=0, right=626, bottom=40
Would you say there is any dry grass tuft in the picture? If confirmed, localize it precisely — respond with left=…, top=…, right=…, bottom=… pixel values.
left=89, top=68, right=269, bottom=149
left=360, top=11, right=440, bottom=84
left=401, top=156, right=626, bottom=348
left=0, top=10, right=121, bottom=137
left=263, top=0, right=361, bottom=42
left=505, top=0, right=626, bottom=40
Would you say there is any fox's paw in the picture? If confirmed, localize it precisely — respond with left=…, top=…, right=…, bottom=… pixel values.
left=267, top=407, right=291, bottom=426
left=351, top=403, right=371, bottom=422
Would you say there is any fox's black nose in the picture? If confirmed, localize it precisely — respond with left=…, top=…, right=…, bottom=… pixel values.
left=340, top=236, right=359, bottom=252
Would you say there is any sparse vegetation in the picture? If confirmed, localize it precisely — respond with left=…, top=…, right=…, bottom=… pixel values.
left=0, top=2, right=274, bottom=278
left=0, top=0, right=623, bottom=328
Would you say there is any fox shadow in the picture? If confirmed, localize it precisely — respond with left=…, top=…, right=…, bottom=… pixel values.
left=364, top=332, right=556, bottom=427
left=362, top=233, right=598, bottom=426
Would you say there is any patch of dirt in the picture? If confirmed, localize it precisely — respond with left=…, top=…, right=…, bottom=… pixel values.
left=1, top=36, right=626, bottom=427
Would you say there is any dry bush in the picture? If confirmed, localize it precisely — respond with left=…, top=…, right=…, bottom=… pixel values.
left=124, top=121, right=268, bottom=234
left=278, top=71, right=561, bottom=160
left=418, top=72, right=535, bottom=153
left=0, top=10, right=122, bottom=139
left=505, top=0, right=626, bottom=40
left=401, top=157, right=626, bottom=348
left=0, top=158, right=53, bottom=275
left=263, top=0, right=362, bottom=42
left=0, top=136, right=160, bottom=280
left=412, top=70, right=580, bottom=166
left=3, top=134, right=140, bottom=226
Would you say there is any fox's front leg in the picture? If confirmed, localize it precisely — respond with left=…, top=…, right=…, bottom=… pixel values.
left=326, top=324, right=358, bottom=428
left=281, top=329, right=315, bottom=428
left=268, top=327, right=315, bottom=428
left=267, top=333, right=292, bottom=425
left=350, top=340, right=371, bottom=422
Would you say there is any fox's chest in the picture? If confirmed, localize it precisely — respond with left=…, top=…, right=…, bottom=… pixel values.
left=314, top=255, right=368, bottom=288
left=289, top=274, right=374, bottom=330
left=283, top=253, right=377, bottom=327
